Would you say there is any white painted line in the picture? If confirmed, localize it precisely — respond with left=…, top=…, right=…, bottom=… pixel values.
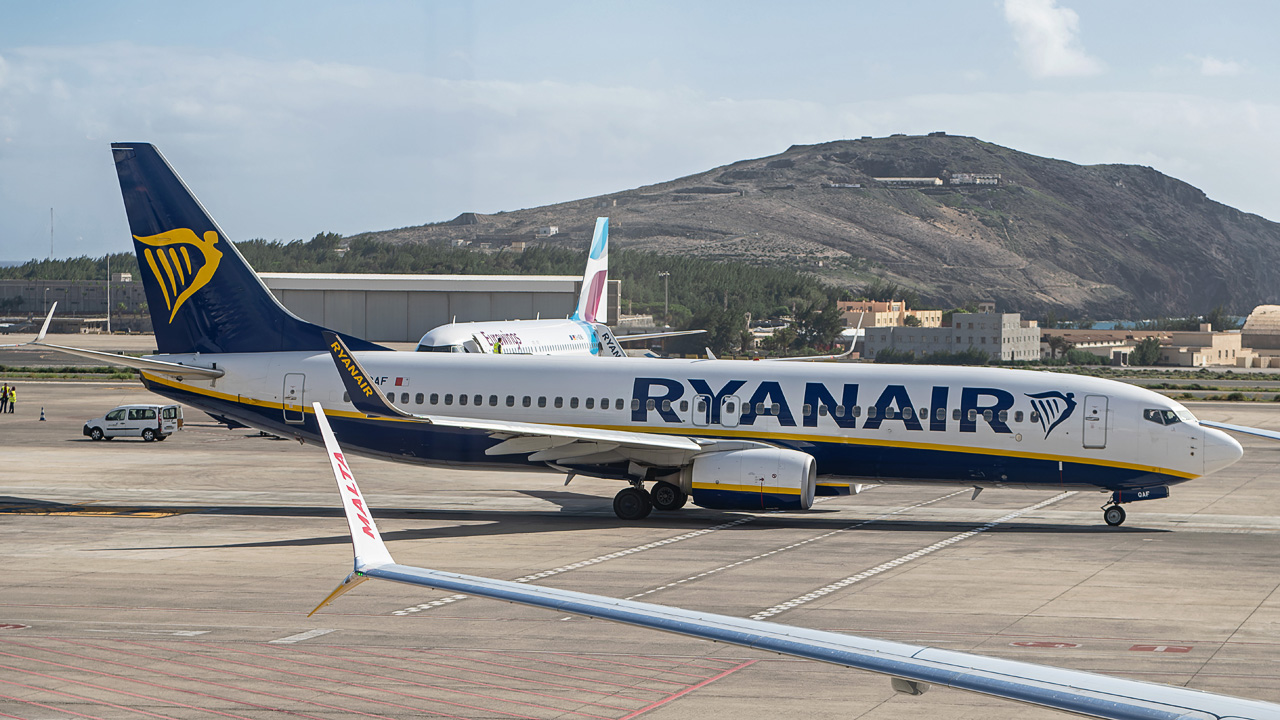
left=391, top=516, right=757, bottom=615
left=627, top=489, right=967, bottom=601
left=749, top=492, right=1077, bottom=620
left=268, top=628, right=337, bottom=644
left=86, top=629, right=209, bottom=637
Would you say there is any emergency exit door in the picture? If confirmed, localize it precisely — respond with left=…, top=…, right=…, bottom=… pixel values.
left=1082, top=394, right=1108, bottom=448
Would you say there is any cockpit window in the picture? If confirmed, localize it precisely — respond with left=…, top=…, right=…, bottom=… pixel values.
left=1143, top=409, right=1182, bottom=426
left=416, top=344, right=465, bottom=353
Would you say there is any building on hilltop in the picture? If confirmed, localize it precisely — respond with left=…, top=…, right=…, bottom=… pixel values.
left=863, top=312, right=1041, bottom=362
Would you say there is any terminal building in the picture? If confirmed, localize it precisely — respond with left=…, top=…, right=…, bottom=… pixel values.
left=863, top=312, right=1041, bottom=362
left=259, top=273, right=621, bottom=343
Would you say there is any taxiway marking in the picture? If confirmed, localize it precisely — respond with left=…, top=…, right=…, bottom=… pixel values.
left=750, top=492, right=1076, bottom=620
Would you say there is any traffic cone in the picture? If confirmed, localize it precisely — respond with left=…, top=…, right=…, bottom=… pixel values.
left=39, top=407, right=46, bottom=421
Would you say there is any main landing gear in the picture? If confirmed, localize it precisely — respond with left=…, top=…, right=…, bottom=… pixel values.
left=612, top=481, right=689, bottom=520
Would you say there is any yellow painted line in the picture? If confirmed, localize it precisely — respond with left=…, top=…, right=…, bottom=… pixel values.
left=142, top=374, right=1194, bottom=479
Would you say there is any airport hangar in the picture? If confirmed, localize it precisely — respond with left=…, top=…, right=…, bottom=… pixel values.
left=258, top=273, right=622, bottom=343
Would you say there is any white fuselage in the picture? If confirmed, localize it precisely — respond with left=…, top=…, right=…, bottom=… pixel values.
left=139, top=351, right=1241, bottom=493
left=417, top=319, right=598, bottom=356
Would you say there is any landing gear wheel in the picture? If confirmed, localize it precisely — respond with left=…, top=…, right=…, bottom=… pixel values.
left=613, top=487, right=653, bottom=520
left=142, top=428, right=156, bottom=442
left=650, top=482, right=688, bottom=511
left=1104, top=505, right=1126, bottom=527
left=89, top=427, right=104, bottom=441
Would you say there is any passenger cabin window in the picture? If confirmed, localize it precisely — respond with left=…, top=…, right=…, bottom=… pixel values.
left=444, top=394, right=454, bottom=405
left=474, top=394, right=482, bottom=406
left=459, top=394, right=468, bottom=406
left=400, top=393, right=409, bottom=404
left=430, top=393, right=439, bottom=404
left=522, top=396, right=531, bottom=407
left=586, top=397, right=595, bottom=409
left=1144, top=409, right=1182, bottom=425
left=415, top=393, right=424, bottom=404
left=555, top=397, right=563, bottom=409
left=386, top=392, right=394, bottom=402
left=1014, top=410, right=1024, bottom=422
left=570, top=397, right=579, bottom=409
left=342, top=393, right=350, bottom=403
left=538, top=397, right=547, bottom=408
left=506, top=395, right=515, bottom=407
left=489, top=395, right=498, bottom=406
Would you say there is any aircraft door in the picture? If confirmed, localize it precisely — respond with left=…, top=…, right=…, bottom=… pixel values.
left=690, top=394, right=712, bottom=427
left=1082, top=395, right=1108, bottom=448
left=720, top=395, right=741, bottom=428
left=283, top=373, right=305, bottom=424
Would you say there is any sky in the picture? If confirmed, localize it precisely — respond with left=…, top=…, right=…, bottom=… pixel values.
left=1, top=0, right=1277, bottom=261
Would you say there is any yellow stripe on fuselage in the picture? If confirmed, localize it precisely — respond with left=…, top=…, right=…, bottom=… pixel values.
left=140, top=372, right=1197, bottom=480
left=692, top=482, right=802, bottom=495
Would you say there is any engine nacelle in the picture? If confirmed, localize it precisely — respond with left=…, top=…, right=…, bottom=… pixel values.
left=682, top=448, right=816, bottom=511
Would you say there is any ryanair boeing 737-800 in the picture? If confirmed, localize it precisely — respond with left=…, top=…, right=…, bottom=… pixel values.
left=18, top=142, right=1270, bottom=525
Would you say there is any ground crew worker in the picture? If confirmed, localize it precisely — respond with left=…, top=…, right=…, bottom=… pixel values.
left=493, top=338, right=502, bottom=354
left=0, top=383, right=8, bottom=413
left=7, top=384, right=14, bottom=413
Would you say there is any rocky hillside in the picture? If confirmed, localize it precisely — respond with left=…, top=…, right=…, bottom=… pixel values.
left=353, top=135, right=1280, bottom=318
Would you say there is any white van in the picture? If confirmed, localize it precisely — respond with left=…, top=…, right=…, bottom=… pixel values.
left=83, top=404, right=183, bottom=441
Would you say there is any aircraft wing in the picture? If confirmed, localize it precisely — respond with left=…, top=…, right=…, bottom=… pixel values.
left=310, top=402, right=1280, bottom=720
left=765, top=344, right=855, bottom=362
left=613, top=328, right=707, bottom=343
left=323, top=332, right=764, bottom=464
left=1198, top=420, right=1280, bottom=442
left=0, top=303, right=224, bottom=379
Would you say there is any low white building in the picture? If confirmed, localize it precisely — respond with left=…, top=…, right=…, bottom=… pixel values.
left=864, top=312, right=1041, bottom=362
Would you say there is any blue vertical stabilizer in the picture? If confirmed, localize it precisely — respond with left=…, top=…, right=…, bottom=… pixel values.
left=111, top=143, right=386, bottom=354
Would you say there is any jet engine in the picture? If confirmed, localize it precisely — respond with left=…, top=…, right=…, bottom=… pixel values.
left=680, top=448, right=816, bottom=511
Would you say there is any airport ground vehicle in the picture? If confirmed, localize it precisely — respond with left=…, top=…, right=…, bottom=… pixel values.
left=82, top=404, right=182, bottom=441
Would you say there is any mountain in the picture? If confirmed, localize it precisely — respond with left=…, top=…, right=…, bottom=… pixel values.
left=353, top=134, right=1280, bottom=318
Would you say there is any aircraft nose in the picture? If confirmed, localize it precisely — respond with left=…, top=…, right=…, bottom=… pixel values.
left=1202, top=424, right=1243, bottom=475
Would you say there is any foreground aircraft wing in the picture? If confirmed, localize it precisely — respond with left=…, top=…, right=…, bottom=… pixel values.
left=0, top=302, right=223, bottom=379
left=310, top=403, right=1280, bottom=720
left=323, top=332, right=761, bottom=461
left=765, top=344, right=855, bottom=362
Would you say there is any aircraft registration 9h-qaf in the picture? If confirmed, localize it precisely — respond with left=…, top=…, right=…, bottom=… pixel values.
left=21, top=142, right=1271, bottom=525
left=309, top=402, right=1280, bottom=720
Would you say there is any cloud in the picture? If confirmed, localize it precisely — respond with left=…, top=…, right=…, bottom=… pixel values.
left=2, top=42, right=1279, bottom=262
left=1003, top=0, right=1104, bottom=78
left=1189, top=54, right=1243, bottom=77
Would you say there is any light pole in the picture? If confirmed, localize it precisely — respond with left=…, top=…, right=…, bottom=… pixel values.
left=44, top=287, right=49, bottom=316
left=658, top=271, right=670, bottom=328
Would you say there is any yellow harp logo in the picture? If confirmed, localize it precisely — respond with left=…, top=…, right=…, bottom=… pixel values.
left=134, top=229, right=224, bottom=323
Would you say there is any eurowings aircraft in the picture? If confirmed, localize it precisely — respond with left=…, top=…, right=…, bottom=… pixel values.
left=26, top=142, right=1268, bottom=526
left=309, top=402, right=1280, bottom=720
left=415, top=217, right=704, bottom=356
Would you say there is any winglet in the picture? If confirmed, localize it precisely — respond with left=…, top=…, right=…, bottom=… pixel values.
left=323, top=331, right=413, bottom=419
left=313, top=402, right=394, bottom=570
left=36, top=302, right=56, bottom=342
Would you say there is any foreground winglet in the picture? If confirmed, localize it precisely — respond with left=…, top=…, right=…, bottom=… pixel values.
left=313, top=402, right=394, bottom=569
left=323, top=331, right=413, bottom=419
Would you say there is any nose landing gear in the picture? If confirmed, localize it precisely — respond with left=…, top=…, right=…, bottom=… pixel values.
left=1102, top=486, right=1170, bottom=527
left=1103, top=504, right=1127, bottom=527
